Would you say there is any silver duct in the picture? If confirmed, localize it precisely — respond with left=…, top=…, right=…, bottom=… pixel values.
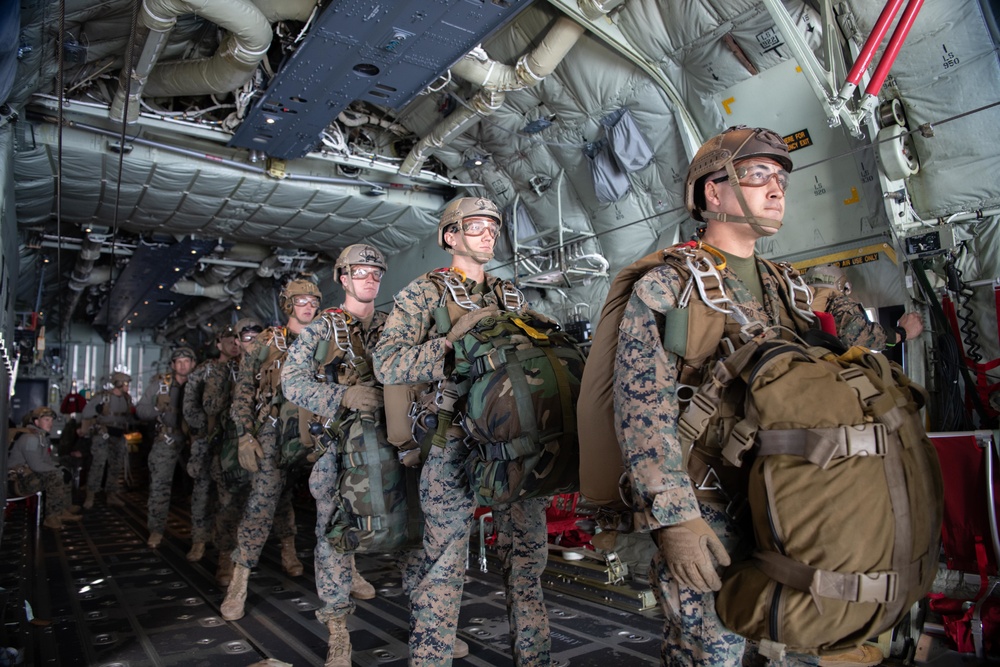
left=61, top=236, right=105, bottom=339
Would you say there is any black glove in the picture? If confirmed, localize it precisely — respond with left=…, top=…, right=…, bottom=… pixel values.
left=61, top=467, right=73, bottom=484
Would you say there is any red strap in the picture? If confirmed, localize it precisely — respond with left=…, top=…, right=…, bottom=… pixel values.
left=812, top=310, right=838, bottom=336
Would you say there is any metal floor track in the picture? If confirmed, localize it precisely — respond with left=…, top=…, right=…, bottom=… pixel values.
left=0, top=490, right=663, bottom=666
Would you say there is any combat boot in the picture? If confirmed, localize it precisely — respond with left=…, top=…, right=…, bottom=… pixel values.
left=147, top=532, right=163, bottom=548
left=280, top=537, right=304, bottom=577
left=349, top=556, right=376, bottom=600
left=43, top=515, right=63, bottom=530
left=83, top=489, right=95, bottom=509
left=216, top=557, right=235, bottom=587
left=107, top=493, right=125, bottom=508
left=818, top=645, right=883, bottom=667
left=324, top=616, right=351, bottom=667
left=187, top=542, right=205, bottom=562
left=220, top=563, right=250, bottom=620
left=59, top=510, right=83, bottom=522
left=67, top=504, right=82, bottom=514
left=453, top=638, right=469, bottom=659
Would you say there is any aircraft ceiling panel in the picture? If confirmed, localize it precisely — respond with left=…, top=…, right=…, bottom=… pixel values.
left=229, top=0, right=535, bottom=159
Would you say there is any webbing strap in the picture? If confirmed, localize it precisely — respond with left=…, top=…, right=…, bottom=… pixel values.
left=543, top=346, right=576, bottom=436
left=755, top=551, right=899, bottom=605
left=506, top=356, right=540, bottom=452
left=354, top=417, right=388, bottom=535
left=755, top=423, right=889, bottom=469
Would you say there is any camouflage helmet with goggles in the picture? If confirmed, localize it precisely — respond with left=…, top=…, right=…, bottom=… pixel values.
left=216, top=324, right=238, bottom=341
left=334, top=244, right=387, bottom=283
left=111, top=371, right=132, bottom=387
left=279, top=278, right=322, bottom=316
left=171, top=346, right=197, bottom=362
left=685, top=125, right=793, bottom=224
left=235, top=316, right=264, bottom=338
left=437, top=197, right=502, bottom=250
left=28, top=406, right=56, bottom=422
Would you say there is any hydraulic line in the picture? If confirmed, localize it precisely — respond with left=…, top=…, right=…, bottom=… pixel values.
left=946, top=260, right=982, bottom=363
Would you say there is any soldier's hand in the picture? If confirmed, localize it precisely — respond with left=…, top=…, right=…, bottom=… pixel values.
left=237, top=433, right=263, bottom=473
left=186, top=459, right=202, bottom=479
left=446, top=305, right=500, bottom=343
left=341, top=385, right=384, bottom=412
left=654, top=518, right=731, bottom=593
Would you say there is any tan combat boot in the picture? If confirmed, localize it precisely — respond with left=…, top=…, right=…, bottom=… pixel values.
left=59, top=510, right=83, bottom=522
left=818, top=645, right=883, bottom=667
left=453, top=638, right=469, bottom=659
left=187, top=542, right=206, bottom=562
left=349, top=555, right=376, bottom=600
left=147, top=532, right=163, bottom=548
left=43, top=515, right=63, bottom=530
left=67, top=504, right=82, bottom=514
left=216, top=557, right=235, bottom=587
left=220, top=563, right=250, bottom=620
left=280, top=537, right=304, bottom=577
left=107, top=493, right=125, bottom=508
left=82, top=489, right=95, bottom=509
left=324, top=616, right=351, bottom=667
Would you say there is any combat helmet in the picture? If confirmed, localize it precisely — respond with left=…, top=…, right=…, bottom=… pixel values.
left=171, top=346, right=197, bottom=362
left=28, top=406, right=56, bottom=422
left=685, top=125, right=792, bottom=235
left=234, top=316, right=264, bottom=339
left=279, top=278, right=322, bottom=316
left=333, top=244, right=387, bottom=283
left=111, top=371, right=132, bottom=387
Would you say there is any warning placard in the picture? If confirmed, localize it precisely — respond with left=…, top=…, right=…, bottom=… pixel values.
left=783, top=129, right=812, bottom=152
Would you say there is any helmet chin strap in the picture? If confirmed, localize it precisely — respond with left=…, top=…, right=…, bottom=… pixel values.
left=700, top=161, right=782, bottom=236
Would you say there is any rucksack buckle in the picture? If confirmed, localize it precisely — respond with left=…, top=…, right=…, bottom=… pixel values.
left=855, top=571, right=898, bottom=603
left=846, top=423, right=887, bottom=457
left=678, top=392, right=717, bottom=445
left=722, top=419, right=757, bottom=467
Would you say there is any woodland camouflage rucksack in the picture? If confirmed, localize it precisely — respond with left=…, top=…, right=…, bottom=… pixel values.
left=452, top=309, right=585, bottom=505
left=417, top=269, right=584, bottom=506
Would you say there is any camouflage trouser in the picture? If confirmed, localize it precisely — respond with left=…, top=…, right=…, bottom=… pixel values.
left=400, top=441, right=551, bottom=667
left=653, top=502, right=819, bottom=667
left=309, top=447, right=354, bottom=622
left=147, top=434, right=186, bottom=534
left=21, top=470, right=71, bottom=518
left=210, top=453, right=250, bottom=557
left=188, top=435, right=215, bottom=544
left=231, top=421, right=298, bottom=568
left=493, top=496, right=551, bottom=666
left=88, top=434, right=126, bottom=494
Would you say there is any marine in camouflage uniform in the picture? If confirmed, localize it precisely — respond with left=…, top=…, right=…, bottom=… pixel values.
left=373, top=197, right=549, bottom=667
left=8, top=406, right=82, bottom=530
left=281, top=244, right=388, bottom=667
left=210, top=317, right=264, bottom=586
left=182, top=324, right=243, bottom=562
left=80, top=371, right=133, bottom=509
left=136, top=346, right=197, bottom=548
left=220, top=278, right=322, bottom=621
left=612, top=127, right=922, bottom=667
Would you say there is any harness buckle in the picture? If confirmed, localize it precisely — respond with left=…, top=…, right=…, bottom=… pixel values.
left=855, top=571, right=898, bottom=603
left=441, top=271, right=478, bottom=311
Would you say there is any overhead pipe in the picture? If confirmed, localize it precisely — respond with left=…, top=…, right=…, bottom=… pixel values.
left=61, top=236, right=105, bottom=339
left=109, top=0, right=178, bottom=123
left=399, top=16, right=587, bottom=177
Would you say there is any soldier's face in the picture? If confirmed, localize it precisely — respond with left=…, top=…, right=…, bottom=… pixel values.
left=218, top=335, right=240, bottom=358
left=707, top=157, right=785, bottom=225
left=346, top=264, right=382, bottom=303
left=172, top=357, right=196, bottom=377
left=291, top=299, right=318, bottom=325
left=35, top=415, right=54, bottom=433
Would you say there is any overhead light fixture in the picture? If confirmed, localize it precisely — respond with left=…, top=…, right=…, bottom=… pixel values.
left=463, top=154, right=490, bottom=169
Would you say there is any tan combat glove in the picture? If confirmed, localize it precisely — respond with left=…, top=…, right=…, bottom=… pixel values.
left=446, top=304, right=500, bottom=343
left=340, top=385, right=384, bottom=412
left=654, top=517, right=731, bottom=592
left=238, top=432, right=264, bottom=473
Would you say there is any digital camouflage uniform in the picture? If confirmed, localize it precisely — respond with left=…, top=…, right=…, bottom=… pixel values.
left=613, top=251, right=886, bottom=667
left=182, top=358, right=224, bottom=546
left=373, top=271, right=551, bottom=667
left=281, top=307, right=388, bottom=624
left=202, top=356, right=248, bottom=559
left=8, top=424, right=73, bottom=518
left=136, top=371, right=190, bottom=535
left=229, top=327, right=301, bottom=569
left=80, top=389, right=132, bottom=496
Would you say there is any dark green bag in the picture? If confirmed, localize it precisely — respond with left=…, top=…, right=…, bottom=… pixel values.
left=218, top=419, right=251, bottom=491
left=325, top=414, right=423, bottom=554
left=454, top=311, right=584, bottom=505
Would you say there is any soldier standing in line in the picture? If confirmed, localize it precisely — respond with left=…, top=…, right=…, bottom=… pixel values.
left=611, top=126, right=922, bottom=667
left=80, top=371, right=134, bottom=509
left=211, top=316, right=264, bottom=586
left=182, top=324, right=242, bottom=562
left=220, top=279, right=321, bottom=621
left=373, top=197, right=549, bottom=666
left=281, top=244, right=388, bottom=667
left=8, top=406, right=83, bottom=530
left=136, top=346, right=197, bottom=549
